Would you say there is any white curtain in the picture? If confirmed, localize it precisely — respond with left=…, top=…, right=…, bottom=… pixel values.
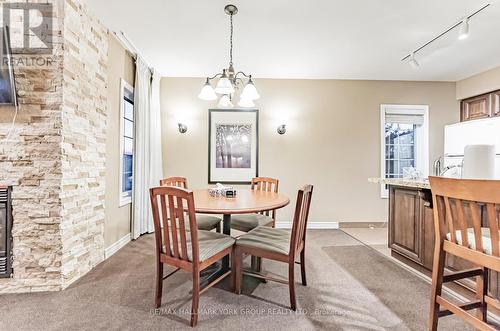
left=131, top=58, right=164, bottom=239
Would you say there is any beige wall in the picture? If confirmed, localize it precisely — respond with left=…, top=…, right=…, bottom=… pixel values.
left=456, top=66, right=500, bottom=100
left=160, top=78, right=458, bottom=224
left=104, top=34, right=135, bottom=248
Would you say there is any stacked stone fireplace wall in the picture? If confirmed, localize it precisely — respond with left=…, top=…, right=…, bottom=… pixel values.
left=60, top=0, right=107, bottom=288
left=0, top=0, right=108, bottom=292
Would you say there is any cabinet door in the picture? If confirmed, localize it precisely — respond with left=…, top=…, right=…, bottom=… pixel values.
left=461, top=93, right=491, bottom=122
left=492, top=90, right=500, bottom=117
left=389, top=187, right=423, bottom=263
left=422, top=204, right=435, bottom=270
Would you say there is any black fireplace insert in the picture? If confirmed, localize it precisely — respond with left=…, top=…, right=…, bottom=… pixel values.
left=0, top=187, right=12, bottom=278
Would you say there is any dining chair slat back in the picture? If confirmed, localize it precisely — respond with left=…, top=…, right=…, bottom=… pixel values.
left=430, top=177, right=500, bottom=259
left=251, top=177, right=279, bottom=219
left=290, top=185, right=314, bottom=255
left=428, top=176, right=500, bottom=331
left=160, top=177, right=188, bottom=189
left=234, top=184, right=314, bottom=311
left=149, top=185, right=233, bottom=327
left=150, top=186, right=199, bottom=263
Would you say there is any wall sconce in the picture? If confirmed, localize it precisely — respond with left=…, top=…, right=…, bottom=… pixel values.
left=277, top=124, right=286, bottom=135
left=178, top=123, right=188, bottom=134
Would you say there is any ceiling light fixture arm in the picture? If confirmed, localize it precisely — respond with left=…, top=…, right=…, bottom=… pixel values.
left=206, top=73, right=223, bottom=82
left=235, top=71, right=251, bottom=79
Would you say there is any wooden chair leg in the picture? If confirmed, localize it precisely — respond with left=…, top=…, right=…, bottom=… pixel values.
left=300, top=249, right=307, bottom=286
left=191, top=269, right=200, bottom=327
left=155, top=260, right=163, bottom=308
left=429, top=242, right=446, bottom=331
left=235, top=247, right=242, bottom=295
left=476, top=267, right=489, bottom=322
left=288, top=261, right=297, bottom=311
left=251, top=256, right=257, bottom=271
left=231, top=251, right=236, bottom=292
left=256, top=257, right=262, bottom=272
left=251, top=256, right=262, bottom=272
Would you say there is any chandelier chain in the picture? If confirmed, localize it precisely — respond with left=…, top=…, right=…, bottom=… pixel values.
left=229, top=13, right=233, bottom=67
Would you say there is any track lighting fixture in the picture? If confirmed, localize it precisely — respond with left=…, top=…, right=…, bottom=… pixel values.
left=401, top=4, right=490, bottom=68
left=408, top=53, right=419, bottom=68
left=458, top=18, right=469, bottom=40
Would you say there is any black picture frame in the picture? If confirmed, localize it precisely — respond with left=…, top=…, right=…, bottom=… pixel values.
left=208, top=108, right=259, bottom=184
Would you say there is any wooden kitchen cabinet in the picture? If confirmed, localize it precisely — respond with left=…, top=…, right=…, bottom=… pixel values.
left=492, top=90, right=500, bottom=117
left=460, top=89, right=500, bottom=122
left=460, top=93, right=490, bottom=121
left=388, top=184, right=499, bottom=300
left=422, top=204, right=435, bottom=270
left=389, top=187, right=424, bottom=264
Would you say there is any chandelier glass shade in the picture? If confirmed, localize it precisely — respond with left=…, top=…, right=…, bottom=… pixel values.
left=217, top=94, right=233, bottom=108
left=240, top=78, right=260, bottom=101
left=198, top=79, right=218, bottom=100
left=198, top=4, right=259, bottom=108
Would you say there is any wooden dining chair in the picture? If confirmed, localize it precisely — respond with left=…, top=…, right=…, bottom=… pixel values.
left=160, top=177, right=222, bottom=232
left=231, top=177, right=280, bottom=232
left=428, top=176, right=500, bottom=331
left=150, top=186, right=235, bottom=327
left=233, top=185, right=313, bottom=310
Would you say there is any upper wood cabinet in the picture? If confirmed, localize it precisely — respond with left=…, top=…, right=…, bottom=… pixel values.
left=461, top=93, right=490, bottom=121
left=492, top=90, right=500, bottom=117
left=460, top=89, right=500, bottom=122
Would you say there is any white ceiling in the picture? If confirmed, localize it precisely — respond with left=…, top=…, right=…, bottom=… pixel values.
left=86, top=0, right=500, bottom=81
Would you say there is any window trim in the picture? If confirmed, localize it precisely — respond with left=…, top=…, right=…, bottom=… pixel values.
left=380, top=104, right=429, bottom=198
left=119, top=78, right=135, bottom=207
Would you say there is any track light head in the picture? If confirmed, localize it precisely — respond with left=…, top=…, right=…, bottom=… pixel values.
left=458, top=18, right=470, bottom=40
left=409, top=53, right=419, bottom=68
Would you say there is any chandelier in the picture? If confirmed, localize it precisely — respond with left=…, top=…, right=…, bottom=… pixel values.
left=198, top=4, right=260, bottom=108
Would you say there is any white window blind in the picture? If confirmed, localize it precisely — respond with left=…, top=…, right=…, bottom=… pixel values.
left=385, top=109, right=425, bottom=126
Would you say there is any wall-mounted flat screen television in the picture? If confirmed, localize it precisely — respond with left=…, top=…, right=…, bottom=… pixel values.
left=0, top=26, right=17, bottom=106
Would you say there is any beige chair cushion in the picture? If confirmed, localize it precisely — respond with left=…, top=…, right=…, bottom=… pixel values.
left=446, top=228, right=500, bottom=255
left=195, top=215, right=221, bottom=231
left=236, top=226, right=291, bottom=255
left=166, top=230, right=234, bottom=262
left=231, top=214, right=274, bottom=232
left=170, top=214, right=220, bottom=231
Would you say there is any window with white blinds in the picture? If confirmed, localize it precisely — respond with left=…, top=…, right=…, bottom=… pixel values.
left=384, top=112, right=425, bottom=126
left=380, top=105, right=429, bottom=198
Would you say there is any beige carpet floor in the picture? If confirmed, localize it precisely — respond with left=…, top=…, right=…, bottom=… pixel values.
left=0, top=230, right=473, bottom=330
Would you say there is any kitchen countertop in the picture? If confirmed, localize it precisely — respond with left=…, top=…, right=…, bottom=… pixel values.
left=368, top=177, right=431, bottom=190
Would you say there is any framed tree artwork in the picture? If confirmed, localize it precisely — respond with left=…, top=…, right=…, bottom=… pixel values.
left=208, top=109, right=259, bottom=184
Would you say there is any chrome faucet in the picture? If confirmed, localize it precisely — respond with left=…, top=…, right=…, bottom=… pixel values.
left=433, top=156, right=443, bottom=176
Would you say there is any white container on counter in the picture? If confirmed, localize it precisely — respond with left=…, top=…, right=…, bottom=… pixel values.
left=462, top=144, right=496, bottom=179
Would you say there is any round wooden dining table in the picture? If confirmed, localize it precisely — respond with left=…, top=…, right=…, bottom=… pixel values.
left=192, top=188, right=290, bottom=280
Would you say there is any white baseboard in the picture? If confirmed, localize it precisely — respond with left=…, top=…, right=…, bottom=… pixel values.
left=104, top=233, right=131, bottom=259
left=275, top=221, right=339, bottom=229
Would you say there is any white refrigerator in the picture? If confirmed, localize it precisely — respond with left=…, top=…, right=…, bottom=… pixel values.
left=443, top=117, right=500, bottom=179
